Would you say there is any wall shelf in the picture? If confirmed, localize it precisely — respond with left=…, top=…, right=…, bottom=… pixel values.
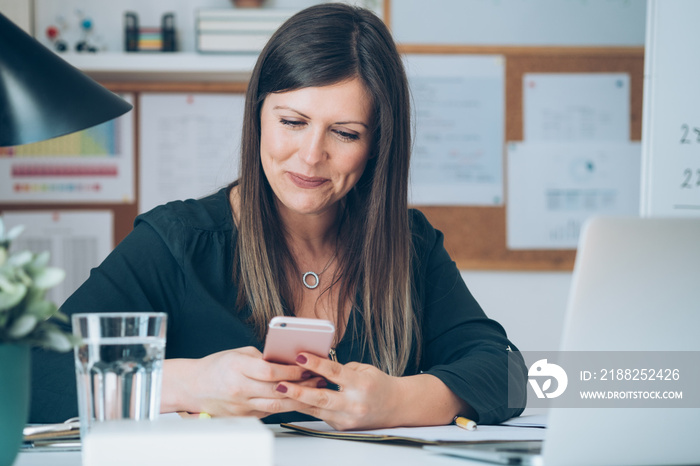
left=59, top=52, right=257, bottom=82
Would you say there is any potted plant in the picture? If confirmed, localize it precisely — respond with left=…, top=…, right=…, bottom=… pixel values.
left=0, top=217, right=78, bottom=465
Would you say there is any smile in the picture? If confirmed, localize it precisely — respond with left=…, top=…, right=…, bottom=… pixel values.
left=288, top=172, right=329, bottom=189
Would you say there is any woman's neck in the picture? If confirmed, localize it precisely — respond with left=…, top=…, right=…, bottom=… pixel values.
left=277, top=203, right=341, bottom=255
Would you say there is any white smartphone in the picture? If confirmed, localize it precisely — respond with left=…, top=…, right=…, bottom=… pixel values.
left=262, top=316, right=335, bottom=365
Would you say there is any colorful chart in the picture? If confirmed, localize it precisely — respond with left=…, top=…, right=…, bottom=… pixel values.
left=0, top=119, right=120, bottom=157
left=0, top=93, right=134, bottom=203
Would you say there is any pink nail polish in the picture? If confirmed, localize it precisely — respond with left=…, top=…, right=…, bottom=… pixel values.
left=296, top=354, right=308, bottom=364
left=276, top=384, right=288, bottom=393
left=317, top=379, right=327, bottom=389
left=301, top=370, right=312, bottom=379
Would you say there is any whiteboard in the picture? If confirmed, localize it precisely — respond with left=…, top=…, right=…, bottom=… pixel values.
left=641, top=0, right=700, bottom=217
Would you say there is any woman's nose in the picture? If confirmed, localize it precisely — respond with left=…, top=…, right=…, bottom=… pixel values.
left=300, top=129, right=326, bottom=165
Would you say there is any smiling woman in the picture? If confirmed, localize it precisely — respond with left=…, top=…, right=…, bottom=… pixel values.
left=31, top=3, right=527, bottom=431
left=259, top=79, right=373, bottom=221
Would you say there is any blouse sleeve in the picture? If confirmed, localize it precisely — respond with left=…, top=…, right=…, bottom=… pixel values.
left=29, top=209, right=186, bottom=423
left=412, top=210, right=527, bottom=424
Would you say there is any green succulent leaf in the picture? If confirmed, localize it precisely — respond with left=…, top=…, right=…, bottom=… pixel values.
left=26, top=299, right=57, bottom=320
left=29, top=251, right=51, bottom=272
left=0, top=222, right=76, bottom=352
left=42, top=327, right=75, bottom=352
left=8, top=250, right=32, bottom=268
left=52, top=309, right=70, bottom=323
left=0, top=282, right=28, bottom=311
left=32, top=267, right=66, bottom=289
left=15, top=268, right=32, bottom=287
left=8, top=314, right=38, bottom=339
left=7, top=225, right=25, bottom=241
left=0, top=274, right=18, bottom=291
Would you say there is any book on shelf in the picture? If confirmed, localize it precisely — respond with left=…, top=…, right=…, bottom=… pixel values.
left=196, top=9, right=293, bottom=53
left=197, top=32, right=272, bottom=53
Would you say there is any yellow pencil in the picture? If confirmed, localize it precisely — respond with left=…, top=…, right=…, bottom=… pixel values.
left=454, top=416, right=477, bottom=431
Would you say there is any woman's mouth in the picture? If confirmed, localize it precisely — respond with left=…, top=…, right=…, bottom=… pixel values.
left=288, top=172, right=329, bottom=189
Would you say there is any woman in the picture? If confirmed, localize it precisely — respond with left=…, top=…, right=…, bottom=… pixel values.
left=31, top=3, right=526, bottom=429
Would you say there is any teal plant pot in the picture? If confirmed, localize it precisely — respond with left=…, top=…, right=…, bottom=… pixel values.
left=0, top=344, right=30, bottom=466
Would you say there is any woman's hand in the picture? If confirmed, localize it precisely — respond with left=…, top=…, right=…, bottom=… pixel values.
left=275, top=352, right=470, bottom=430
left=273, top=353, right=403, bottom=430
left=161, top=346, right=320, bottom=418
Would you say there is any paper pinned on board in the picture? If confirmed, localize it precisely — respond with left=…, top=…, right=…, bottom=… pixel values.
left=1, top=210, right=114, bottom=305
left=404, top=54, right=506, bottom=206
left=506, top=141, right=641, bottom=250
left=523, top=73, right=630, bottom=142
left=139, top=93, right=244, bottom=214
left=0, top=94, right=135, bottom=204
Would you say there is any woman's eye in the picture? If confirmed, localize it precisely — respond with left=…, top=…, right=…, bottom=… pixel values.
left=334, top=130, right=360, bottom=142
left=280, top=118, right=304, bottom=128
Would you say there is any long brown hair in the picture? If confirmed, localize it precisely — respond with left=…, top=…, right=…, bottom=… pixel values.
left=232, top=3, right=417, bottom=376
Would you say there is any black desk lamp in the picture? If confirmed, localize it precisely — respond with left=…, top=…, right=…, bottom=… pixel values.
left=0, top=13, right=132, bottom=147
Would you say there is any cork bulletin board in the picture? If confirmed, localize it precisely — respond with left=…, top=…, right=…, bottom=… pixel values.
left=0, top=48, right=643, bottom=271
left=397, top=45, right=645, bottom=270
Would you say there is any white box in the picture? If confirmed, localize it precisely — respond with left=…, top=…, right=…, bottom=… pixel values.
left=197, top=32, right=272, bottom=53
left=82, top=417, right=273, bottom=466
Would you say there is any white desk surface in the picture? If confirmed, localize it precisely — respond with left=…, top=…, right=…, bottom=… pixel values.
left=16, top=425, right=487, bottom=466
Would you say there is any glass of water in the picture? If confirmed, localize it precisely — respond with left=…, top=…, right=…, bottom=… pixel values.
left=72, top=312, right=167, bottom=437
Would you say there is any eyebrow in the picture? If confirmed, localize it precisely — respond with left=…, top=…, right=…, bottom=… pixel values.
left=272, top=105, right=369, bottom=129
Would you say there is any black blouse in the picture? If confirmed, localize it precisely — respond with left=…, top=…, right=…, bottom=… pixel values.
left=30, top=188, right=526, bottom=424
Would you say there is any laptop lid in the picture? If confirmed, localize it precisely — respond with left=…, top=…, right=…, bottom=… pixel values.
left=543, top=216, right=700, bottom=466
left=426, top=216, right=700, bottom=466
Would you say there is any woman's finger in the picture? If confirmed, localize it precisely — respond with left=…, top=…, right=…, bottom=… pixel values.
left=274, top=378, right=341, bottom=413
left=239, top=354, right=314, bottom=383
left=293, top=352, right=347, bottom=385
left=246, top=396, right=313, bottom=416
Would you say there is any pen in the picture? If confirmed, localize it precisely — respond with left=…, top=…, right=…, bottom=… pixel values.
left=454, top=416, right=477, bottom=431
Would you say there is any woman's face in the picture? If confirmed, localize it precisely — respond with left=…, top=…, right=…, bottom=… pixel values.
left=259, top=77, right=373, bottom=220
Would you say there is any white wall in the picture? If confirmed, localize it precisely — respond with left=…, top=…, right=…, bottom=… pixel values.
left=0, top=0, right=32, bottom=32
left=392, top=0, right=646, bottom=46
left=461, top=270, right=572, bottom=352
left=462, top=270, right=572, bottom=416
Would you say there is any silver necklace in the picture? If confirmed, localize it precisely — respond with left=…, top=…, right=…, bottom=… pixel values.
left=302, top=252, right=336, bottom=290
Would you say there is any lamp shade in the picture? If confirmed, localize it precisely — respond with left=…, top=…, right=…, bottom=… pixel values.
left=0, top=13, right=132, bottom=147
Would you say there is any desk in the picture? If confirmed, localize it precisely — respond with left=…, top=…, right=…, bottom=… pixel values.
left=16, top=425, right=486, bottom=466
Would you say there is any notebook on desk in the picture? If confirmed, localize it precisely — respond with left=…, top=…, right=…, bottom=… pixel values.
left=426, top=216, right=700, bottom=466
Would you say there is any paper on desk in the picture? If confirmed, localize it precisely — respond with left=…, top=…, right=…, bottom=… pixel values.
left=282, top=421, right=546, bottom=445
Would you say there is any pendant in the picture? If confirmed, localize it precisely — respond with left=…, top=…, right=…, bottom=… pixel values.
left=302, top=271, right=320, bottom=289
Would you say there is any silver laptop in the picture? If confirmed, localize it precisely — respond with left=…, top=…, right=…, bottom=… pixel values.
left=426, top=216, right=700, bottom=465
